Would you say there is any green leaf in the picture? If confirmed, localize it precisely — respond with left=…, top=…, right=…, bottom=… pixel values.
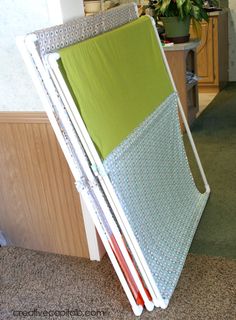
left=160, top=0, right=171, bottom=15
left=176, top=0, right=187, bottom=8
left=155, top=0, right=209, bottom=21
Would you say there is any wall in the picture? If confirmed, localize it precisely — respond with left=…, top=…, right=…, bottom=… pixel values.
left=0, top=0, right=85, bottom=112
left=228, top=1, right=236, bottom=81
left=0, top=0, right=50, bottom=111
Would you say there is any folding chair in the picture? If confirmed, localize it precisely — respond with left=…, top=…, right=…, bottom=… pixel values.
left=18, top=3, right=210, bottom=315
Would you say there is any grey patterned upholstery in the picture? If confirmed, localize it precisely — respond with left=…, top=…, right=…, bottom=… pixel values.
left=34, top=3, right=138, bottom=56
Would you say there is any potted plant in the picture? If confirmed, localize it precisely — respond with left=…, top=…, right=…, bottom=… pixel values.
left=155, top=0, right=209, bottom=43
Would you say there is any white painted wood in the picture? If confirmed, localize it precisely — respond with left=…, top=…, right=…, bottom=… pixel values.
left=47, top=0, right=85, bottom=25
left=47, top=0, right=63, bottom=24
left=79, top=195, right=103, bottom=261
left=60, top=0, right=85, bottom=21
left=228, top=1, right=236, bottom=81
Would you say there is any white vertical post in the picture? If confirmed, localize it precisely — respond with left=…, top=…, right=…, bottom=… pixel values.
left=59, top=0, right=85, bottom=21
left=79, top=195, right=105, bottom=261
left=46, top=0, right=101, bottom=261
left=47, top=0, right=85, bottom=25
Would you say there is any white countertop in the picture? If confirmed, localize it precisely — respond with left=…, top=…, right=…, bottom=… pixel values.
left=207, top=8, right=229, bottom=16
left=163, top=40, right=200, bottom=52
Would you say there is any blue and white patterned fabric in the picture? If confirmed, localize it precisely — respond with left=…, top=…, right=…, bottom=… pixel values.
left=104, top=92, right=209, bottom=303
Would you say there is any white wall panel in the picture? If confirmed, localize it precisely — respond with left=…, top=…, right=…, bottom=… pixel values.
left=228, top=1, right=236, bottom=81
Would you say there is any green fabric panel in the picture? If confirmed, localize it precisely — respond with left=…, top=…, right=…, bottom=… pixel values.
left=59, top=16, right=173, bottom=159
left=58, top=59, right=79, bottom=109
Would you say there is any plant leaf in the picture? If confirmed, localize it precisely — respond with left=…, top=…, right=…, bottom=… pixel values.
left=160, top=0, right=172, bottom=15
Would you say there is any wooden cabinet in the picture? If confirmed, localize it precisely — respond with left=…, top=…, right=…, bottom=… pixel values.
left=190, top=10, right=228, bottom=93
left=196, top=19, right=214, bottom=83
left=164, top=41, right=199, bottom=128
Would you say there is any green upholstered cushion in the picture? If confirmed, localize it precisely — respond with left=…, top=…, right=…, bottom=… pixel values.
left=59, top=16, right=173, bottom=159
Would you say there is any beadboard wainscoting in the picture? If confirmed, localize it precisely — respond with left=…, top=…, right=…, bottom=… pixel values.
left=0, top=112, right=90, bottom=258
